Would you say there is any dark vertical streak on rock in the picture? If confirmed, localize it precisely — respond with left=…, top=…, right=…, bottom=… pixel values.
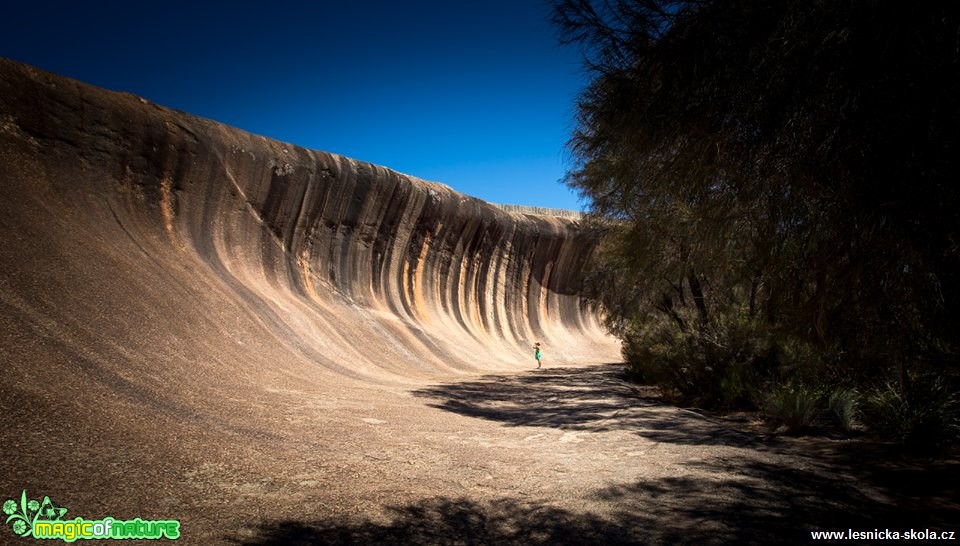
left=0, top=59, right=615, bottom=374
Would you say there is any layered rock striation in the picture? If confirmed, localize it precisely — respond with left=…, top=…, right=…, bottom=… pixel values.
left=0, top=59, right=616, bottom=383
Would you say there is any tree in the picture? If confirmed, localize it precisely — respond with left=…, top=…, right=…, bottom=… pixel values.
left=556, top=0, right=960, bottom=402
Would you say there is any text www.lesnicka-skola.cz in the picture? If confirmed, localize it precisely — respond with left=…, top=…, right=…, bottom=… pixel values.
left=811, top=529, right=956, bottom=540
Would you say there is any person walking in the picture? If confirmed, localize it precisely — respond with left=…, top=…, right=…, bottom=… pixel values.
left=534, top=342, right=543, bottom=368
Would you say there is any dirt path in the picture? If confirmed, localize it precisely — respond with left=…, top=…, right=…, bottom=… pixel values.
left=179, top=363, right=958, bottom=545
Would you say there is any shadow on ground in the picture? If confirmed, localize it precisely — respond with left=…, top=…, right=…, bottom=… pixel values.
left=234, top=365, right=959, bottom=545
left=232, top=456, right=958, bottom=545
left=231, top=498, right=640, bottom=546
left=411, top=364, right=764, bottom=448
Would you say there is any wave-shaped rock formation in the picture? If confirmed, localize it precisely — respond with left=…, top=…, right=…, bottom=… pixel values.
left=0, top=57, right=621, bottom=543
left=0, top=59, right=617, bottom=394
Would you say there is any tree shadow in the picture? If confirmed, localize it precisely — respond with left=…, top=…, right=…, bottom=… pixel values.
left=230, top=455, right=959, bottom=545
left=232, top=366, right=959, bottom=545
left=790, top=440, right=960, bottom=529
left=588, top=456, right=959, bottom=545
left=230, top=498, right=648, bottom=546
left=406, top=364, right=960, bottom=529
left=411, top=364, right=765, bottom=448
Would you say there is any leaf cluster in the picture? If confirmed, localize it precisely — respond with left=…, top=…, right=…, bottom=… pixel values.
left=557, top=0, right=960, bottom=391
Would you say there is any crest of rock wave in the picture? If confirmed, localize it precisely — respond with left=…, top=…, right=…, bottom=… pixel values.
left=0, top=58, right=618, bottom=391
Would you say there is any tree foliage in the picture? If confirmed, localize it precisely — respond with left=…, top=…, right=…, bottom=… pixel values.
left=556, top=0, right=960, bottom=431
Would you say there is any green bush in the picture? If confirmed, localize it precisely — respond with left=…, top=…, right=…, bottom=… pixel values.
left=827, top=388, right=858, bottom=432
left=622, top=311, right=779, bottom=410
left=764, top=383, right=821, bottom=434
left=860, top=378, right=960, bottom=454
left=620, top=303, right=958, bottom=449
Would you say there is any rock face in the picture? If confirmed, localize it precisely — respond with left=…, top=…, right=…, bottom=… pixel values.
left=0, top=57, right=620, bottom=544
left=0, top=58, right=617, bottom=385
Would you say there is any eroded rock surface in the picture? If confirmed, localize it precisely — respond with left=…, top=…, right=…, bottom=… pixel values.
left=0, top=58, right=621, bottom=542
left=0, top=58, right=616, bottom=382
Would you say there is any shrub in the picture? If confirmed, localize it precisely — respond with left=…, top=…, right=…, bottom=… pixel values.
left=764, top=383, right=820, bottom=434
left=826, top=387, right=858, bottom=432
left=860, top=378, right=960, bottom=454
left=622, top=310, right=780, bottom=410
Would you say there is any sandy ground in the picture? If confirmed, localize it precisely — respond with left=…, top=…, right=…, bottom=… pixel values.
left=153, top=364, right=960, bottom=544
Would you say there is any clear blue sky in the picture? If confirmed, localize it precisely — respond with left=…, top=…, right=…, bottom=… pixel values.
left=1, top=1, right=589, bottom=210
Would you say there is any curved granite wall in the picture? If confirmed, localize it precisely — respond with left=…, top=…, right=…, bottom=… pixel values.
left=0, top=58, right=616, bottom=382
